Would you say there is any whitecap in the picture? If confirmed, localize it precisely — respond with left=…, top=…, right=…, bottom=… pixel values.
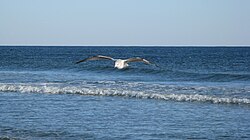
left=0, top=83, right=249, bottom=105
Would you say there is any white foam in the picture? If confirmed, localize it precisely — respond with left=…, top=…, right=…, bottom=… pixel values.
left=0, top=83, right=249, bottom=105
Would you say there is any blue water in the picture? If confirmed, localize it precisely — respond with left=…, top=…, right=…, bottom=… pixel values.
left=0, top=46, right=250, bottom=139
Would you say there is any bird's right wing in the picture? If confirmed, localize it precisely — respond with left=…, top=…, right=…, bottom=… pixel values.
left=75, top=55, right=115, bottom=64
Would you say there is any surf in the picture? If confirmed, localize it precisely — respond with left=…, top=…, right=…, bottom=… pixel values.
left=0, top=83, right=249, bottom=105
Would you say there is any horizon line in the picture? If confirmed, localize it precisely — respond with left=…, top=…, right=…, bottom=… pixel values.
left=0, top=44, right=250, bottom=47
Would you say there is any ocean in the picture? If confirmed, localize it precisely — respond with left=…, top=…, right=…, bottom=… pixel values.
left=0, top=46, right=250, bottom=139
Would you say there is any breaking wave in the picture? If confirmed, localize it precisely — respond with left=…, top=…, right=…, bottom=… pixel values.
left=0, top=83, right=249, bottom=105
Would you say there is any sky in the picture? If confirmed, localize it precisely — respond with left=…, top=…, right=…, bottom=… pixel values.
left=0, top=0, right=250, bottom=46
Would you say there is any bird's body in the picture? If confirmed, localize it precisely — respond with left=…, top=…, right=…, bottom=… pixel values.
left=114, top=59, right=129, bottom=69
left=76, top=55, right=155, bottom=69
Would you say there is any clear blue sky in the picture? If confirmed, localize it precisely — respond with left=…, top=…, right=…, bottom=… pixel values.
left=0, top=0, right=250, bottom=46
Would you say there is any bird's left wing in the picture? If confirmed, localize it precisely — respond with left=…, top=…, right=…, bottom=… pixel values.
left=125, top=57, right=153, bottom=65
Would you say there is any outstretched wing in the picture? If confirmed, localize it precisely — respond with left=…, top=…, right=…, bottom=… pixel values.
left=125, top=57, right=153, bottom=65
left=75, top=55, right=115, bottom=64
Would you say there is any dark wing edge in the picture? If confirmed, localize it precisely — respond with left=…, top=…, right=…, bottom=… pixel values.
left=75, top=55, right=114, bottom=64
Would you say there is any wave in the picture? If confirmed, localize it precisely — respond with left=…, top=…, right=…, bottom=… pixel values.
left=75, top=65, right=250, bottom=82
left=0, top=83, right=249, bottom=105
left=1, top=67, right=250, bottom=84
left=165, top=70, right=250, bottom=82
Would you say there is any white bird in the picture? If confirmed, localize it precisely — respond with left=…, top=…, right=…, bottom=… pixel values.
left=76, top=55, right=155, bottom=69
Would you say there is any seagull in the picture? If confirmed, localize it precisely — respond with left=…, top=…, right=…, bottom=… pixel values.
left=75, top=55, right=155, bottom=69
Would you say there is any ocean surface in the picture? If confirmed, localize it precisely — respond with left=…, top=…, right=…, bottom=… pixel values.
left=0, top=46, right=250, bottom=139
